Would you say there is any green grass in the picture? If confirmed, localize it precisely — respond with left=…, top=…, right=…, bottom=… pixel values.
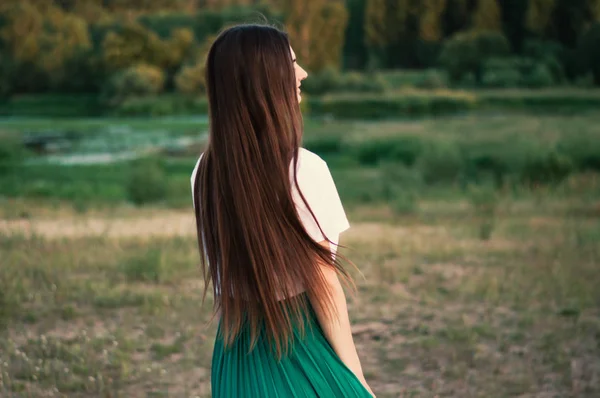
left=1, top=188, right=598, bottom=396
left=0, top=115, right=208, bottom=136
left=1, top=113, right=599, bottom=213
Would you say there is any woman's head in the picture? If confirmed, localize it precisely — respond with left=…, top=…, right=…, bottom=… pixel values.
left=194, top=24, right=349, bottom=358
left=205, top=25, right=307, bottom=153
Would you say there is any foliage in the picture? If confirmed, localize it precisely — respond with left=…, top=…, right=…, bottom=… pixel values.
left=577, top=22, right=600, bottom=85
left=480, top=57, right=556, bottom=88
left=353, top=135, right=426, bottom=166
left=301, top=67, right=387, bottom=95
left=101, top=64, right=165, bottom=107
left=521, top=149, right=573, bottom=187
left=439, top=30, right=511, bottom=83
left=308, top=90, right=476, bottom=119
left=174, top=35, right=215, bottom=95
left=418, top=140, right=464, bottom=184
left=380, top=162, right=423, bottom=215
left=467, top=184, right=499, bottom=240
left=126, top=157, right=168, bottom=206
left=282, top=0, right=349, bottom=72
left=0, top=132, right=28, bottom=173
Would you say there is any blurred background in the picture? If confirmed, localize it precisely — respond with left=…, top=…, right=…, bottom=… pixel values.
left=1, top=1, right=599, bottom=397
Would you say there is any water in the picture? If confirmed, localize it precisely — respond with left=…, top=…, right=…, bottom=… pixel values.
left=9, top=116, right=209, bottom=165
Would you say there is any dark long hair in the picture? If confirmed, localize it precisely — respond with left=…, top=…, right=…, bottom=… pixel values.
left=193, top=24, right=353, bottom=357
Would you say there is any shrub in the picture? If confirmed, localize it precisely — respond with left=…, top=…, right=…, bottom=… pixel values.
left=308, top=91, right=476, bottom=120
left=460, top=138, right=534, bottom=187
left=524, top=64, right=555, bottom=88
left=301, top=67, right=386, bottom=95
left=523, top=39, right=566, bottom=84
left=304, top=135, right=343, bottom=156
left=557, top=134, right=600, bottom=172
left=439, top=30, right=511, bottom=84
left=175, top=62, right=206, bottom=95
left=481, top=68, right=522, bottom=88
left=0, top=132, right=28, bottom=173
left=126, top=157, right=168, bottom=205
left=301, top=67, right=343, bottom=95
left=467, top=184, right=499, bottom=240
left=418, top=141, right=463, bottom=185
left=101, top=64, right=165, bottom=106
left=121, top=248, right=165, bottom=283
left=380, top=162, right=423, bottom=215
left=520, top=150, right=573, bottom=187
left=353, top=135, right=426, bottom=166
left=112, top=96, right=208, bottom=116
left=415, top=69, right=448, bottom=89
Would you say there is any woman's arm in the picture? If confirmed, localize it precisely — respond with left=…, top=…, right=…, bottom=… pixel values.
left=309, top=240, right=375, bottom=397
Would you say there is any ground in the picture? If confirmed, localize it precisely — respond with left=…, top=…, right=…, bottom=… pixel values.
left=1, top=189, right=599, bottom=397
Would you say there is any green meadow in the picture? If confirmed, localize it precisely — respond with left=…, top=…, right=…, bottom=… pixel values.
left=1, top=112, right=599, bottom=397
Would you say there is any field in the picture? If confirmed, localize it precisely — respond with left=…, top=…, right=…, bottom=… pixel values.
left=1, top=113, right=600, bottom=397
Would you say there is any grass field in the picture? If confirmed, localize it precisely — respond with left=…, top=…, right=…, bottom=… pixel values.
left=1, top=188, right=599, bottom=397
left=1, top=113, right=599, bottom=397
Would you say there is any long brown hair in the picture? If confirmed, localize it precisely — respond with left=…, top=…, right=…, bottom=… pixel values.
left=192, top=24, right=353, bottom=357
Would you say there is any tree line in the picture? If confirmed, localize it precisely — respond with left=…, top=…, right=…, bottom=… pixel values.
left=0, top=0, right=599, bottom=100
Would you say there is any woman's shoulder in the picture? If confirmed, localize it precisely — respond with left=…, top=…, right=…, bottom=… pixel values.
left=295, top=147, right=327, bottom=174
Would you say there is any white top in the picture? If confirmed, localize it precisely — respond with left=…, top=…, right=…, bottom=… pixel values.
left=190, top=148, right=350, bottom=256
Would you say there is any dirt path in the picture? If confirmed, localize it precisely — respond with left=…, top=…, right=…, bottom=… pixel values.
left=0, top=211, right=198, bottom=239
left=0, top=211, right=446, bottom=243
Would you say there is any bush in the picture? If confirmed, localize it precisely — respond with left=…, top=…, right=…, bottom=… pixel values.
left=418, top=141, right=463, bottom=185
left=481, top=68, right=522, bottom=88
left=0, top=132, right=28, bottom=173
left=304, top=135, right=343, bottom=156
left=439, top=30, right=511, bottom=84
left=557, top=134, right=600, bottom=172
left=101, top=64, right=165, bottom=106
left=308, top=91, right=476, bottom=120
left=126, top=157, right=168, bottom=205
left=302, top=67, right=386, bottom=95
left=523, top=39, right=566, bottom=84
left=302, top=67, right=343, bottom=95
left=467, top=185, right=499, bottom=240
left=112, top=96, right=208, bottom=116
left=524, top=64, right=555, bottom=88
left=415, top=69, right=449, bottom=89
left=380, top=162, right=423, bottom=215
left=480, top=57, right=556, bottom=88
left=175, top=62, right=206, bottom=95
left=460, top=138, right=535, bottom=187
left=521, top=149, right=573, bottom=187
left=353, top=135, right=425, bottom=166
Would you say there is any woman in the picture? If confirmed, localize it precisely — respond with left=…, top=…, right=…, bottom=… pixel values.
left=191, top=24, right=375, bottom=397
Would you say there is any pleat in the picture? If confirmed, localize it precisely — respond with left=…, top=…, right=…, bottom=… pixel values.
left=210, top=293, right=373, bottom=398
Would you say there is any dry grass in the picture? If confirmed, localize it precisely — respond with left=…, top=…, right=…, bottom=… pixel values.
left=1, top=196, right=599, bottom=397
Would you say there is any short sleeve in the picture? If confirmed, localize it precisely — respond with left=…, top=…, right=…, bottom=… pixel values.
left=190, top=153, right=204, bottom=209
left=291, top=149, right=350, bottom=244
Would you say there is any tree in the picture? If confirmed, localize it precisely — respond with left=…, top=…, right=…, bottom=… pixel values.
left=529, top=0, right=600, bottom=48
left=527, top=0, right=556, bottom=35
left=498, top=0, right=530, bottom=52
left=0, top=1, right=91, bottom=92
left=420, top=0, right=447, bottom=42
left=472, top=0, right=502, bottom=32
left=441, top=0, right=478, bottom=37
left=578, top=22, right=600, bottom=85
left=439, top=30, right=511, bottom=83
left=343, top=0, right=369, bottom=70
left=280, top=0, right=349, bottom=72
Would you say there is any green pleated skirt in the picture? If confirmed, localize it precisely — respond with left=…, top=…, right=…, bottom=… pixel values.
left=211, top=292, right=372, bottom=397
